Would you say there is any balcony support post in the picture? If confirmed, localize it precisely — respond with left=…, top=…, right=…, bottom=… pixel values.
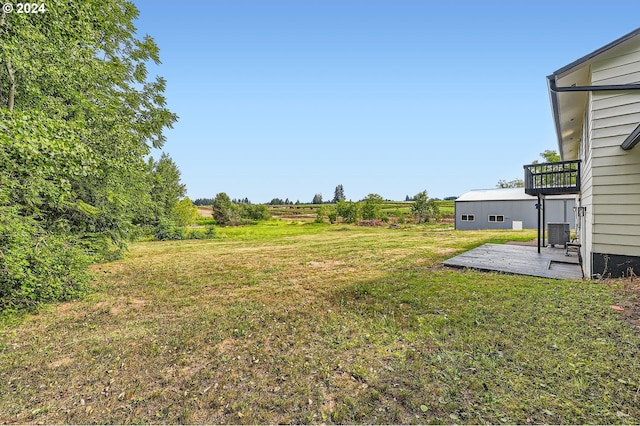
left=537, top=195, right=541, bottom=254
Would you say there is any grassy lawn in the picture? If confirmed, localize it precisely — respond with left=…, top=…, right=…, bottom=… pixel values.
left=1, top=221, right=639, bottom=424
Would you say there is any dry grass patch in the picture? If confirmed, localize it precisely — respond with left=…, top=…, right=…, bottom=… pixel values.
left=1, top=223, right=639, bottom=424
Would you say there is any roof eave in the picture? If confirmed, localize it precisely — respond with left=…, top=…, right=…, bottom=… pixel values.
left=548, top=27, right=640, bottom=161
left=547, top=74, right=565, bottom=159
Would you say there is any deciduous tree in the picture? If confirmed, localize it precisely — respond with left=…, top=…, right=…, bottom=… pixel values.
left=411, top=190, right=440, bottom=223
left=0, top=0, right=176, bottom=310
left=361, top=193, right=384, bottom=220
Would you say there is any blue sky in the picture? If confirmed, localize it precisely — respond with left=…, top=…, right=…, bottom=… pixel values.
left=133, top=0, right=640, bottom=203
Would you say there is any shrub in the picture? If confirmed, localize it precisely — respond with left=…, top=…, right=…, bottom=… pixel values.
left=0, top=208, right=90, bottom=312
left=154, top=223, right=216, bottom=241
left=239, top=204, right=271, bottom=221
left=411, top=190, right=441, bottom=223
left=212, top=192, right=240, bottom=225
left=172, top=198, right=200, bottom=226
left=336, top=200, right=360, bottom=224
left=315, top=205, right=327, bottom=223
left=361, top=194, right=384, bottom=220
left=328, top=211, right=337, bottom=224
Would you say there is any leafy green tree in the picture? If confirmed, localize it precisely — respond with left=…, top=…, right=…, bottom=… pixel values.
left=172, top=198, right=199, bottom=226
left=336, top=200, right=360, bottom=223
left=1, top=0, right=177, bottom=248
left=411, top=190, right=440, bottom=223
left=149, top=153, right=186, bottom=224
left=212, top=192, right=239, bottom=225
left=532, top=150, right=561, bottom=164
left=193, top=198, right=214, bottom=206
left=0, top=1, right=176, bottom=310
left=361, top=193, right=384, bottom=220
left=315, top=205, right=328, bottom=223
left=312, top=193, right=323, bottom=204
left=333, top=185, right=345, bottom=203
left=497, top=178, right=525, bottom=189
left=498, top=150, right=561, bottom=189
left=239, top=204, right=271, bottom=221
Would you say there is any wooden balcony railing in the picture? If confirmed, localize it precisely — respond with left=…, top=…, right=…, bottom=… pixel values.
left=524, top=160, right=581, bottom=196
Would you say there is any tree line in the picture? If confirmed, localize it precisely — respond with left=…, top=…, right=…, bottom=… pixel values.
left=313, top=191, right=440, bottom=225
left=0, top=1, right=193, bottom=312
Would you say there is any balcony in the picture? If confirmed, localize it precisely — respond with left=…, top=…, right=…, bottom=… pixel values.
left=524, top=160, right=581, bottom=196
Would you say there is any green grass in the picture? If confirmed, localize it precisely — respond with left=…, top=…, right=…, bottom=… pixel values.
left=1, top=221, right=639, bottom=424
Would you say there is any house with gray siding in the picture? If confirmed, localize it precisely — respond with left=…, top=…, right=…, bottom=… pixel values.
left=455, top=188, right=575, bottom=231
left=527, top=27, right=640, bottom=278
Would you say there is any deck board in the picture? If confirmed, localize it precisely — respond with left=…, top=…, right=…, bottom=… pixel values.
left=443, top=243, right=583, bottom=280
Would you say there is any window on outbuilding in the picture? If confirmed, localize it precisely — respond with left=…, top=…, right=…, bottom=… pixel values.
left=461, top=214, right=475, bottom=221
left=488, top=215, right=504, bottom=222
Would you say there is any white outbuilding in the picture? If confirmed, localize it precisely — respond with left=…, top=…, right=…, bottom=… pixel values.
left=455, top=188, right=576, bottom=231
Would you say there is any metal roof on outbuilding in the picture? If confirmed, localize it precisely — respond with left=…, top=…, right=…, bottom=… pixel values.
left=456, top=188, right=575, bottom=202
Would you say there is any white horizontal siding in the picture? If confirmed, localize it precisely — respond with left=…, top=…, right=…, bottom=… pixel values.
left=589, top=45, right=640, bottom=259
left=594, top=223, right=640, bottom=235
left=591, top=194, right=640, bottom=205
left=592, top=123, right=638, bottom=139
left=592, top=203, right=640, bottom=215
left=591, top=102, right=640, bottom=120
left=592, top=112, right=640, bottom=130
left=592, top=243, right=640, bottom=258
left=590, top=144, right=634, bottom=158
left=592, top=47, right=640, bottom=72
left=592, top=47, right=640, bottom=84
left=591, top=153, right=640, bottom=167
left=592, top=163, right=640, bottom=177
left=596, top=213, right=640, bottom=226
left=592, top=183, right=640, bottom=195
left=593, top=233, right=640, bottom=248
left=591, top=93, right=640, bottom=109
left=592, top=70, right=640, bottom=85
left=594, top=173, right=640, bottom=185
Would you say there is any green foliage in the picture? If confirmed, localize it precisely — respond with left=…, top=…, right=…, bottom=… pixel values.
left=361, top=193, right=384, bottom=220
left=533, top=149, right=561, bottom=164
left=315, top=205, right=328, bottom=223
left=411, top=190, right=440, bottom=223
left=332, top=184, right=345, bottom=203
left=499, top=150, right=561, bottom=189
left=172, top=198, right=199, bottom=227
left=239, top=204, right=271, bottom=221
left=497, top=178, right=525, bottom=188
left=335, top=200, right=360, bottom=224
left=0, top=0, right=177, bottom=311
left=149, top=153, right=186, bottom=224
left=328, top=211, right=337, bottom=224
left=0, top=208, right=90, bottom=311
left=154, top=222, right=216, bottom=241
left=212, top=192, right=240, bottom=225
left=193, top=198, right=214, bottom=206
left=312, top=193, right=323, bottom=204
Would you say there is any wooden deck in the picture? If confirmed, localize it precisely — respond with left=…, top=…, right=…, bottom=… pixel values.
left=443, top=243, right=583, bottom=280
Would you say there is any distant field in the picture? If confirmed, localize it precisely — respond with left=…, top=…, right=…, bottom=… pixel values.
left=197, top=206, right=212, bottom=218
left=197, top=200, right=455, bottom=221
left=1, top=222, right=639, bottom=424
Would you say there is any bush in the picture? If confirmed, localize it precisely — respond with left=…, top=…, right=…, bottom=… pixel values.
left=336, top=200, right=360, bottom=224
left=0, top=208, right=90, bottom=312
left=154, top=222, right=216, bottom=241
left=361, top=194, right=384, bottom=220
left=212, top=192, right=240, bottom=225
left=239, top=204, right=271, bottom=221
left=172, top=198, right=200, bottom=226
left=315, top=206, right=327, bottom=223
